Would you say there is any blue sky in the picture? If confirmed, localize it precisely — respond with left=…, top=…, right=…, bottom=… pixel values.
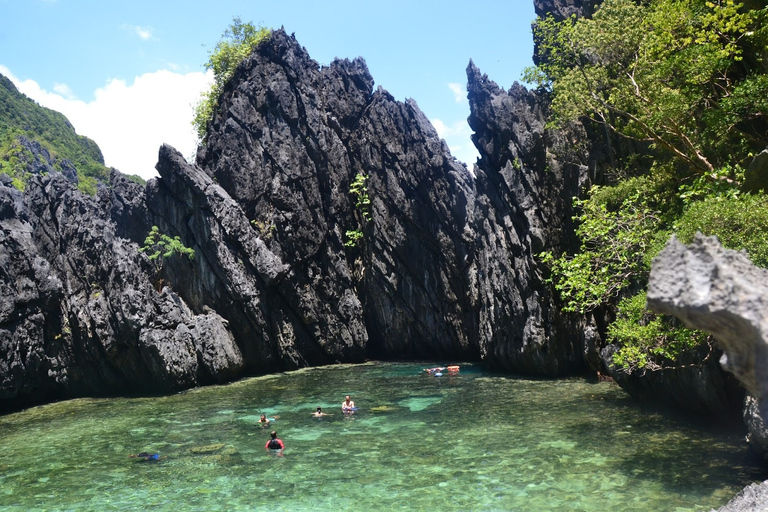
left=0, top=0, right=536, bottom=179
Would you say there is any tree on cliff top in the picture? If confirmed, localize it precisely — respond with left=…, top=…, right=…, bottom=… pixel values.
left=193, top=18, right=271, bottom=142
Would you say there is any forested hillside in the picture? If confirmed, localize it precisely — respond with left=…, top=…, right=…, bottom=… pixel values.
left=530, top=0, right=768, bottom=371
left=0, top=74, right=113, bottom=194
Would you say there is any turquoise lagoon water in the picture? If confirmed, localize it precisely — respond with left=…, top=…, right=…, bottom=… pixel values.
left=0, top=362, right=764, bottom=511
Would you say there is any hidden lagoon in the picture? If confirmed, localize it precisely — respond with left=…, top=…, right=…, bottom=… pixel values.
left=0, top=362, right=764, bottom=511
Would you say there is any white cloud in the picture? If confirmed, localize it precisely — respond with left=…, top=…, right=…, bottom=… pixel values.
left=52, top=82, right=76, bottom=99
left=121, top=24, right=154, bottom=41
left=431, top=117, right=479, bottom=168
left=448, top=82, right=466, bottom=103
left=1, top=65, right=213, bottom=179
left=135, top=26, right=154, bottom=40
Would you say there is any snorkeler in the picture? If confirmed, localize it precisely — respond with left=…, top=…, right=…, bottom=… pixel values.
left=129, top=452, right=162, bottom=462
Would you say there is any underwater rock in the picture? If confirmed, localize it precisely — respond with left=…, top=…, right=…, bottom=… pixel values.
left=190, top=443, right=226, bottom=454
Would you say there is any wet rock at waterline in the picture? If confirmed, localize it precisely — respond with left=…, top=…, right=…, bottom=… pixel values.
left=711, top=481, right=768, bottom=512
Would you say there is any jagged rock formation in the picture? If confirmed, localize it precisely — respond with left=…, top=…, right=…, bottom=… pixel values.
left=647, top=234, right=768, bottom=416
left=0, top=27, right=606, bottom=411
left=149, top=143, right=367, bottom=371
left=647, top=234, right=768, bottom=460
left=466, top=63, right=601, bottom=374
left=0, top=172, right=243, bottom=410
left=711, top=481, right=768, bottom=512
left=196, top=32, right=478, bottom=360
left=10, top=135, right=79, bottom=184
left=533, top=0, right=601, bottom=20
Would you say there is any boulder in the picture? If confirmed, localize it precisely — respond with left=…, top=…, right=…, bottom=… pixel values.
left=647, top=233, right=768, bottom=418
left=711, top=481, right=768, bottom=512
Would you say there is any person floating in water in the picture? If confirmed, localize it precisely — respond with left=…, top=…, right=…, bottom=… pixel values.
left=129, top=452, right=162, bottom=462
left=265, top=431, right=285, bottom=451
left=258, top=413, right=280, bottom=427
left=312, top=407, right=331, bottom=418
left=423, top=365, right=459, bottom=376
left=342, top=395, right=356, bottom=413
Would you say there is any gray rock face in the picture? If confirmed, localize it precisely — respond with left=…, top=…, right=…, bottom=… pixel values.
left=533, top=0, right=601, bottom=20
left=647, top=234, right=768, bottom=416
left=150, top=143, right=367, bottom=371
left=467, top=62, right=597, bottom=374
left=13, top=135, right=78, bottom=184
left=0, top=171, right=243, bottom=410
left=711, top=481, right=768, bottom=512
left=744, top=395, right=768, bottom=459
left=197, top=30, right=479, bottom=361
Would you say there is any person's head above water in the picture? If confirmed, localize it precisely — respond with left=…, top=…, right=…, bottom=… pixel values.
left=317, top=407, right=322, bottom=412
left=270, top=431, right=278, bottom=439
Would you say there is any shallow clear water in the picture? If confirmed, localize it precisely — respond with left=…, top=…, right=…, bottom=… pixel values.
left=0, top=362, right=764, bottom=511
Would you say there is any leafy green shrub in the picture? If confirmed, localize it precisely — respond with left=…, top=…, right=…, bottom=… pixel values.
left=344, top=229, right=364, bottom=248
left=193, top=18, right=270, bottom=142
left=609, top=291, right=709, bottom=370
left=344, top=172, right=371, bottom=247
left=674, top=193, right=768, bottom=268
left=349, top=172, right=371, bottom=220
left=140, top=225, right=195, bottom=271
left=539, top=186, right=659, bottom=313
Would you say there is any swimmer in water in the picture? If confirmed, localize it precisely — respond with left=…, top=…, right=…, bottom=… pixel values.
left=258, top=414, right=271, bottom=427
left=265, top=431, right=285, bottom=452
left=129, top=452, right=163, bottom=462
left=312, top=407, right=331, bottom=417
left=342, top=395, right=356, bottom=413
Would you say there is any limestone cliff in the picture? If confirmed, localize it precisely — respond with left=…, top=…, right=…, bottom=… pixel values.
left=0, top=27, right=606, bottom=411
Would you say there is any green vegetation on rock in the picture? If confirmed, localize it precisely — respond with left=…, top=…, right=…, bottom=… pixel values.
left=531, top=0, right=768, bottom=370
left=0, top=74, right=110, bottom=194
left=193, top=18, right=271, bottom=142
left=345, top=172, right=371, bottom=248
left=140, top=225, right=195, bottom=263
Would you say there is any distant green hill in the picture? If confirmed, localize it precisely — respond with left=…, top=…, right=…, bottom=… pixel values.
left=0, top=73, right=110, bottom=194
